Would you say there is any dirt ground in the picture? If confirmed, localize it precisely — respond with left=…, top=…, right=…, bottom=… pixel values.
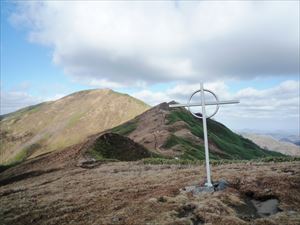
left=0, top=161, right=299, bottom=225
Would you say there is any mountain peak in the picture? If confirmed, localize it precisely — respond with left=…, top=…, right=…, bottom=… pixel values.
left=0, top=89, right=150, bottom=164
left=61, top=88, right=113, bottom=99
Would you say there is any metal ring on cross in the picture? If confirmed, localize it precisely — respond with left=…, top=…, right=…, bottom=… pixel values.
left=187, top=89, right=220, bottom=119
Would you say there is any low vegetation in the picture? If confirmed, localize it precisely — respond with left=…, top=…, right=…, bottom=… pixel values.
left=110, top=120, right=139, bottom=136
left=1, top=160, right=299, bottom=225
left=162, top=134, right=209, bottom=160
left=2, top=143, right=42, bottom=167
left=166, top=109, right=284, bottom=160
left=142, top=156, right=300, bottom=165
left=87, top=133, right=152, bottom=161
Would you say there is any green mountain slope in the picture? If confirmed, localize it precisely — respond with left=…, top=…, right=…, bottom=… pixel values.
left=0, top=89, right=149, bottom=164
left=108, top=103, right=283, bottom=160
left=165, top=109, right=282, bottom=160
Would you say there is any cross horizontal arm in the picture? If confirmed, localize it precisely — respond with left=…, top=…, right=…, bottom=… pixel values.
left=169, top=100, right=240, bottom=108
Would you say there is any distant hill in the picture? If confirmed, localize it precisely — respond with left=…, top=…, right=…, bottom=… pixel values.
left=0, top=89, right=149, bottom=164
left=241, top=133, right=300, bottom=156
left=1, top=92, right=284, bottom=168
left=279, top=137, right=300, bottom=146
left=0, top=101, right=285, bottom=183
left=238, top=130, right=300, bottom=147
left=97, top=103, right=283, bottom=160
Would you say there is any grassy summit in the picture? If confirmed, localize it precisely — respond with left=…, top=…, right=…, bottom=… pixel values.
left=0, top=89, right=149, bottom=165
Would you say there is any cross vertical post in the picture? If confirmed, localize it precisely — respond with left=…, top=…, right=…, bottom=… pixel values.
left=169, top=82, right=239, bottom=189
left=200, top=82, right=212, bottom=187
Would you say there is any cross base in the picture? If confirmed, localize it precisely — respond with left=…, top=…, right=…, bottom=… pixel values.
left=205, top=182, right=213, bottom=187
left=181, top=179, right=229, bottom=195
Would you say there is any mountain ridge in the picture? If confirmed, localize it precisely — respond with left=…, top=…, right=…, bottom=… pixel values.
left=105, top=102, right=283, bottom=160
left=1, top=89, right=284, bottom=167
left=0, top=89, right=149, bottom=164
left=0, top=101, right=287, bottom=188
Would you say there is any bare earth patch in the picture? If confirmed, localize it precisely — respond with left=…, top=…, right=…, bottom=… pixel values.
left=0, top=161, right=299, bottom=225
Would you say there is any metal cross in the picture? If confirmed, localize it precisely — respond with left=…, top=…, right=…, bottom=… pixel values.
left=169, top=82, right=239, bottom=187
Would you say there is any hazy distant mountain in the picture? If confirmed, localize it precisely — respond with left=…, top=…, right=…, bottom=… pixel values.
left=242, top=133, right=300, bottom=156
left=0, top=89, right=149, bottom=164
left=238, top=129, right=300, bottom=146
left=279, top=138, right=300, bottom=146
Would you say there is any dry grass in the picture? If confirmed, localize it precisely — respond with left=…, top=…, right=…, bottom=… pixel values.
left=0, top=89, right=149, bottom=164
left=0, top=161, right=299, bottom=225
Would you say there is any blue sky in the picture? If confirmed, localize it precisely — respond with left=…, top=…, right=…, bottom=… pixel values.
left=1, top=2, right=88, bottom=97
left=1, top=1, right=299, bottom=133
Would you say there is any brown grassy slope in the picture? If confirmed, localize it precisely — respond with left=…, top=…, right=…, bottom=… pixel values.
left=111, top=103, right=281, bottom=160
left=0, top=89, right=149, bottom=164
left=0, top=161, right=299, bottom=225
left=114, top=102, right=210, bottom=157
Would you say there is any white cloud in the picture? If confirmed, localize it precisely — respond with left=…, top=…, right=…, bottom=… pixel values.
left=132, top=90, right=171, bottom=106
left=4, top=2, right=299, bottom=132
left=132, top=80, right=300, bottom=123
left=133, top=81, right=231, bottom=106
left=10, top=1, right=299, bottom=88
left=231, top=80, right=300, bottom=119
left=0, top=91, right=43, bottom=115
left=44, top=94, right=65, bottom=102
left=0, top=91, right=66, bottom=115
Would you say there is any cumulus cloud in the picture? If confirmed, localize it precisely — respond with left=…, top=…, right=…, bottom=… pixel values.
left=133, top=81, right=234, bottom=107
left=0, top=91, right=43, bottom=114
left=232, top=80, right=300, bottom=119
left=132, top=80, right=300, bottom=122
left=10, top=1, right=299, bottom=88
left=0, top=91, right=66, bottom=115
